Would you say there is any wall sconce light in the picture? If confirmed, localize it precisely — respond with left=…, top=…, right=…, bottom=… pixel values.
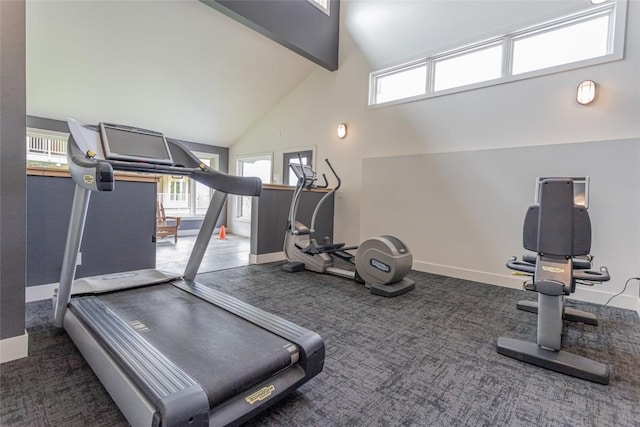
left=337, top=123, right=347, bottom=139
left=576, top=80, right=597, bottom=105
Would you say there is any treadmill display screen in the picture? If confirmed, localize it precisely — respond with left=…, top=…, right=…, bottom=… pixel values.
left=100, top=122, right=174, bottom=165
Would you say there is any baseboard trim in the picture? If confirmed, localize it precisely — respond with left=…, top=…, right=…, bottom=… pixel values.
left=177, top=229, right=200, bottom=237
left=413, top=261, right=524, bottom=290
left=571, top=286, right=640, bottom=312
left=413, top=260, right=639, bottom=312
left=26, top=282, right=57, bottom=303
left=0, top=331, right=29, bottom=363
left=249, top=252, right=285, bottom=265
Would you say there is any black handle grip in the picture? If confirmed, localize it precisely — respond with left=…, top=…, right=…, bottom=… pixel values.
left=506, top=256, right=535, bottom=274
left=573, top=266, right=610, bottom=282
left=316, top=173, right=329, bottom=189
left=325, top=159, right=341, bottom=191
left=192, top=169, right=262, bottom=197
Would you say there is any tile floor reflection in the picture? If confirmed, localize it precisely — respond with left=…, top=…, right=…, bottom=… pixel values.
left=155, top=233, right=250, bottom=275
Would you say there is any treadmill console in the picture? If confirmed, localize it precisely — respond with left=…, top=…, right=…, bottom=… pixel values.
left=67, top=118, right=263, bottom=197
left=99, top=122, right=174, bottom=165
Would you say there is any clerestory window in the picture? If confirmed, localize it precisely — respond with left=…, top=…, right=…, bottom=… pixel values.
left=369, top=0, right=626, bottom=107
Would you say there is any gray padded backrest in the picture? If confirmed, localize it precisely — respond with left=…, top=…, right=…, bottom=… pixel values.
left=522, top=179, right=591, bottom=256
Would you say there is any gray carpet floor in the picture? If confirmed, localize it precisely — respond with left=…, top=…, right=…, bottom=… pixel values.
left=1, top=264, right=639, bottom=426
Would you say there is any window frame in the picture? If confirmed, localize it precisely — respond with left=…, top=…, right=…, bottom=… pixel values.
left=190, top=153, right=219, bottom=216
left=235, top=153, right=273, bottom=221
left=283, top=149, right=315, bottom=187
left=161, top=153, right=219, bottom=217
left=431, top=40, right=504, bottom=93
left=371, top=59, right=429, bottom=105
left=368, top=0, right=626, bottom=108
left=307, top=0, right=329, bottom=16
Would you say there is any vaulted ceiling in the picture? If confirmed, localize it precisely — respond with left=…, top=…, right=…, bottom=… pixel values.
left=26, top=0, right=594, bottom=146
left=345, top=0, right=589, bottom=69
left=26, top=0, right=316, bottom=146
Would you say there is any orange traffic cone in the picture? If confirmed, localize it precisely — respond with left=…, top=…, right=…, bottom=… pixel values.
left=217, top=225, right=227, bottom=240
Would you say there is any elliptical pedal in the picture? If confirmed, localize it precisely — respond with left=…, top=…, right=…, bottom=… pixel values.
left=282, top=261, right=306, bottom=272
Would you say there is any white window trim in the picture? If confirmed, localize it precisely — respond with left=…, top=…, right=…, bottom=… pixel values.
left=283, top=145, right=317, bottom=169
left=234, top=152, right=273, bottom=222
left=368, top=0, right=627, bottom=108
left=235, top=152, right=273, bottom=182
left=190, top=152, right=219, bottom=216
left=161, top=152, right=220, bottom=217
left=369, top=59, right=429, bottom=106
left=307, top=0, right=329, bottom=16
left=282, top=145, right=317, bottom=186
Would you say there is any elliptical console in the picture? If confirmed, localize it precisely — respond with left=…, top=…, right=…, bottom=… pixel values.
left=283, top=158, right=415, bottom=297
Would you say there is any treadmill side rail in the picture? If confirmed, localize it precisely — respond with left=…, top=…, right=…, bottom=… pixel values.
left=64, top=309, right=157, bottom=427
left=69, top=297, right=210, bottom=425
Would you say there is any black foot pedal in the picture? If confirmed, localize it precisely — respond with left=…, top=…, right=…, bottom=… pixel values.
left=282, top=262, right=305, bottom=272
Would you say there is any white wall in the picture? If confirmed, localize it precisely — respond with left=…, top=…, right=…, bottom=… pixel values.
left=362, top=139, right=639, bottom=310
left=229, top=2, right=640, bottom=307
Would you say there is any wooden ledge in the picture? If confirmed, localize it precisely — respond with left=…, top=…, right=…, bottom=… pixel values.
left=26, top=167, right=159, bottom=183
left=263, top=183, right=332, bottom=193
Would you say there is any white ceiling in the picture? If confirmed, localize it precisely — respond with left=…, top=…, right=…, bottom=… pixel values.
left=26, top=0, right=316, bottom=146
left=344, top=0, right=591, bottom=69
left=27, top=0, right=596, bottom=147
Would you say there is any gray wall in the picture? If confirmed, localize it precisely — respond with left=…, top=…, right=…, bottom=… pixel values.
left=26, top=116, right=69, bottom=133
left=251, top=188, right=334, bottom=255
left=27, top=116, right=230, bottom=228
left=201, top=0, right=339, bottom=71
left=0, top=0, right=26, bottom=341
left=27, top=176, right=157, bottom=286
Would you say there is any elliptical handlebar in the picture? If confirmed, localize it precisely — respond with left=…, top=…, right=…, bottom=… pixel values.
left=324, top=159, right=341, bottom=191
left=287, top=156, right=344, bottom=234
left=507, top=256, right=610, bottom=283
left=317, top=173, right=329, bottom=189
left=308, top=159, right=341, bottom=233
left=573, top=266, right=610, bottom=282
left=506, top=256, right=535, bottom=274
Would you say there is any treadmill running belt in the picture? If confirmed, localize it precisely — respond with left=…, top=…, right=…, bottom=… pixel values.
left=91, top=283, right=295, bottom=407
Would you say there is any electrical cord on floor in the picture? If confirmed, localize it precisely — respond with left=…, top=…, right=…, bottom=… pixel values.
left=603, top=277, right=640, bottom=306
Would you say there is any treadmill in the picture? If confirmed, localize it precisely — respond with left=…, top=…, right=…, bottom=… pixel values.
left=53, top=119, right=325, bottom=426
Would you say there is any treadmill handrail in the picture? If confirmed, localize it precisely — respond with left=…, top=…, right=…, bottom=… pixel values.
left=67, top=118, right=262, bottom=197
left=55, top=118, right=260, bottom=326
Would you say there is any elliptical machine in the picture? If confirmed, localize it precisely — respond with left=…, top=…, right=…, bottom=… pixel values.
left=497, top=177, right=611, bottom=384
left=282, top=158, right=415, bottom=297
